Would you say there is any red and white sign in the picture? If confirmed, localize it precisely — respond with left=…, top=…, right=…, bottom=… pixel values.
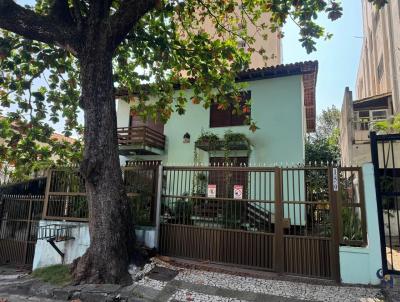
left=207, top=184, right=216, bottom=198
left=233, top=185, right=243, bottom=199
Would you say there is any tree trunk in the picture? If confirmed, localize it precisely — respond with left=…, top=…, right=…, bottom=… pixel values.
left=70, top=35, right=136, bottom=284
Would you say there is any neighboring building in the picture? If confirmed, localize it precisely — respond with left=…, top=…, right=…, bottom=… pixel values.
left=356, top=0, right=400, bottom=113
left=116, top=61, right=318, bottom=166
left=342, top=0, right=400, bottom=166
left=200, top=11, right=282, bottom=69
left=340, top=87, right=394, bottom=165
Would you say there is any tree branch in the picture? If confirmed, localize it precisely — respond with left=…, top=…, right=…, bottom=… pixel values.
left=110, top=0, right=158, bottom=49
left=71, top=0, right=85, bottom=32
left=0, top=0, right=80, bottom=55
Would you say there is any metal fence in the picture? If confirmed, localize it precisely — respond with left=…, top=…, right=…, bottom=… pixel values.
left=159, top=165, right=367, bottom=280
left=0, top=163, right=367, bottom=276
left=371, top=132, right=400, bottom=275
left=0, top=194, right=44, bottom=266
left=42, top=164, right=159, bottom=226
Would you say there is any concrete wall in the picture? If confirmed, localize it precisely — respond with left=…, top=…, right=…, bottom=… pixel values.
left=33, top=221, right=90, bottom=270
left=117, top=75, right=305, bottom=166
left=339, top=163, right=382, bottom=285
left=33, top=221, right=156, bottom=270
left=340, top=87, right=354, bottom=166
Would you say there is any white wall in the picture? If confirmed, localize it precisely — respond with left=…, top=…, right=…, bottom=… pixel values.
left=33, top=221, right=156, bottom=270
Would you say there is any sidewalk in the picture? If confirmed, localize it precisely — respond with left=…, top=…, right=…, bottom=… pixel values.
left=0, top=260, right=388, bottom=302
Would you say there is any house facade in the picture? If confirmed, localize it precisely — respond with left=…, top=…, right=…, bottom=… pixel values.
left=116, top=61, right=318, bottom=167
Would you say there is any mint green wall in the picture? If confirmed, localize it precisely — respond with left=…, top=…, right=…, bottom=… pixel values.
left=118, top=74, right=305, bottom=166
left=339, top=163, right=382, bottom=285
left=117, top=75, right=307, bottom=225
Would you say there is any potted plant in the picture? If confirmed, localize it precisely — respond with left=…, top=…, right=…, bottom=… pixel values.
left=195, top=130, right=220, bottom=151
left=223, top=130, right=252, bottom=151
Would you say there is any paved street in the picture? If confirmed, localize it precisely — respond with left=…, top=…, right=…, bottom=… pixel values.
left=0, top=260, right=389, bottom=302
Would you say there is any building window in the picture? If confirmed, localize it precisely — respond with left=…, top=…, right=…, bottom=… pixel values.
left=371, top=109, right=387, bottom=121
left=377, top=56, right=384, bottom=82
left=357, top=111, right=370, bottom=130
left=210, top=91, right=251, bottom=128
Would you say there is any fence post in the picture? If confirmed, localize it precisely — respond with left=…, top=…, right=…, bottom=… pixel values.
left=370, top=131, right=388, bottom=274
left=274, top=167, right=284, bottom=274
left=23, top=194, right=33, bottom=265
left=328, top=166, right=341, bottom=282
left=42, top=169, right=52, bottom=219
left=357, top=168, right=368, bottom=246
left=154, top=164, right=163, bottom=250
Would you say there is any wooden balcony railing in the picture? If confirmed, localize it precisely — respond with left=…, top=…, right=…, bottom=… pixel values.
left=117, top=126, right=166, bottom=150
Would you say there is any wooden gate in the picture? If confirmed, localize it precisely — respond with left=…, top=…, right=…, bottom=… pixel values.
left=159, top=165, right=344, bottom=280
left=371, top=132, right=400, bottom=275
left=0, top=194, right=44, bottom=266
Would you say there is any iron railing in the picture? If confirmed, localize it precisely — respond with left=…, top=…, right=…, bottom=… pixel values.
left=371, top=131, right=400, bottom=275
left=159, top=165, right=365, bottom=280
left=42, top=165, right=159, bottom=226
left=0, top=194, right=44, bottom=266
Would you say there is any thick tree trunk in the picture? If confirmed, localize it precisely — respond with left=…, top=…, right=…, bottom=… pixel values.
left=70, top=36, right=136, bottom=284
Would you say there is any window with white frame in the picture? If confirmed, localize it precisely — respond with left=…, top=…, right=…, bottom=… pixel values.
left=354, top=109, right=388, bottom=130
left=371, top=109, right=387, bottom=121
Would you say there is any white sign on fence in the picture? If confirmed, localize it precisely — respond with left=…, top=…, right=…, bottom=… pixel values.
left=233, top=185, right=243, bottom=199
left=207, top=184, right=216, bottom=198
left=333, top=168, right=339, bottom=192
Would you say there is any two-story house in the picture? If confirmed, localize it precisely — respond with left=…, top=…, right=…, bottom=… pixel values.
left=116, top=61, right=318, bottom=167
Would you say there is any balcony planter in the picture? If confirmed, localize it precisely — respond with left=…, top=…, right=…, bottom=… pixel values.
left=195, top=131, right=252, bottom=152
left=194, top=131, right=220, bottom=151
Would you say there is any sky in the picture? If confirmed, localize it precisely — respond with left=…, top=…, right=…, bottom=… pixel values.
left=282, top=1, right=364, bottom=114
left=11, top=0, right=365, bottom=132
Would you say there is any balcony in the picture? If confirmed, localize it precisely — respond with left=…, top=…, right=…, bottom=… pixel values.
left=117, top=126, right=166, bottom=155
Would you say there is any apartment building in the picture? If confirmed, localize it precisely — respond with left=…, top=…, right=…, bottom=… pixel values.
left=356, top=0, right=400, bottom=113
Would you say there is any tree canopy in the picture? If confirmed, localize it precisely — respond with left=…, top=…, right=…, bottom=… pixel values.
left=305, top=105, right=341, bottom=164
left=0, top=0, right=386, bottom=178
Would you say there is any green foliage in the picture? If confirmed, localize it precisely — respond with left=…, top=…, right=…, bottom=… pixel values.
left=341, top=207, right=363, bottom=242
left=32, top=264, right=72, bottom=286
left=305, top=138, right=340, bottom=164
left=196, top=130, right=219, bottom=145
left=174, top=197, right=193, bottom=223
left=0, top=1, right=386, bottom=180
left=193, top=172, right=208, bottom=195
left=372, top=113, right=400, bottom=134
left=306, top=106, right=340, bottom=164
left=316, top=105, right=341, bottom=141
left=223, top=130, right=253, bottom=148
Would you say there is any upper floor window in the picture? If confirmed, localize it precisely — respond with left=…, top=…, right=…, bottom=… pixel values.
left=354, top=109, right=388, bottom=131
left=210, top=91, right=251, bottom=128
left=371, top=109, right=387, bottom=121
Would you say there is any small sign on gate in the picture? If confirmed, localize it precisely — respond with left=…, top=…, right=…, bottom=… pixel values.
left=207, top=184, right=216, bottom=198
left=233, top=185, right=243, bottom=199
left=332, top=168, right=339, bottom=191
